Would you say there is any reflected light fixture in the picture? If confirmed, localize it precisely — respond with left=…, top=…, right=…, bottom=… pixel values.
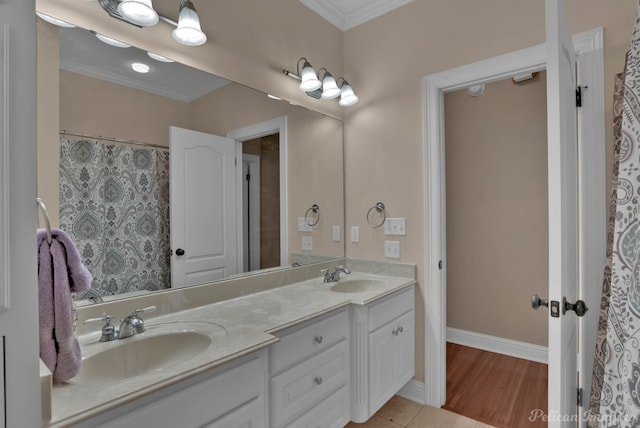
left=131, top=62, right=151, bottom=73
left=93, top=32, right=131, bottom=48
left=283, top=57, right=359, bottom=106
left=36, top=11, right=76, bottom=28
left=147, top=52, right=175, bottom=62
left=172, top=0, right=207, bottom=46
left=118, top=0, right=159, bottom=27
left=97, top=0, right=207, bottom=47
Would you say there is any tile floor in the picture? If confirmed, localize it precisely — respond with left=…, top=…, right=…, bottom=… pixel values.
left=346, top=396, right=494, bottom=428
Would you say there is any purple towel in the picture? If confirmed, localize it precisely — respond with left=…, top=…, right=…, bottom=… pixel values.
left=37, top=228, right=93, bottom=382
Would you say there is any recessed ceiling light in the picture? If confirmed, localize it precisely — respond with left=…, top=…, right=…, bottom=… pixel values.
left=36, top=12, right=76, bottom=28
left=94, top=33, right=131, bottom=48
left=267, top=94, right=282, bottom=100
left=147, top=52, right=175, bottom=63
left=131, top=62, right=151, bottom=74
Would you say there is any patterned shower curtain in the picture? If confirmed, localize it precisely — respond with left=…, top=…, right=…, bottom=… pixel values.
left=59, top=139, right=171, bottom=300
left=588, top=3, right=640, bottom=426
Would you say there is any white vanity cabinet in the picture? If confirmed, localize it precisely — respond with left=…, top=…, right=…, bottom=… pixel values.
left=269, top=307, right=351, bottom=428
left=76, top=350, right=268, bottom=428
left=351, top=285, right=415, bottom=423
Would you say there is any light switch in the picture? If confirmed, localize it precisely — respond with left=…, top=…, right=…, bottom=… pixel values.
left=384, top=240, right=400, bottom=258
left=298, top=217, right=312, bottom=232
left=384, top=218, right=406, bottom=236
left=302, top=236, right=313, bottom=251
left=351, top=226, right=360, bottom=243
left=332, top=226, right=341, bottom=242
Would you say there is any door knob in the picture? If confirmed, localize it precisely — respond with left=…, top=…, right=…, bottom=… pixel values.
left=531, top=294, right=549, bottom=310
left=175, top=248, right=185, bottom=256
left=563, top=297, right=588, bottom=317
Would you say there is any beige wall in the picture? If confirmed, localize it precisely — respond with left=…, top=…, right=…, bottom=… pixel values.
left=343, top=0, right=636, bottom=382
left=445, top=74, right=549, bottom=347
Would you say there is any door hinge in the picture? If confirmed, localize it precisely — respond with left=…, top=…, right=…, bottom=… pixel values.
left=577, top=387, right=583, bottom=407
left=438, top=260, right=443, bottom=270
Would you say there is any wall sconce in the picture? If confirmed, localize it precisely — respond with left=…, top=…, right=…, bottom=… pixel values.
left=97, top=0, right=207, bottom=46
left=283, top=57, right=359, bottom=106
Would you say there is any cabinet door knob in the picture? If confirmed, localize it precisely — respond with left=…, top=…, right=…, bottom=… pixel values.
left=314, top=376, right=323, bottom=385
left=392, top=328, right=398, bottom=336
left=315, top=335, right=323, bottom=344
left=398, top=326, right=404, bottom=334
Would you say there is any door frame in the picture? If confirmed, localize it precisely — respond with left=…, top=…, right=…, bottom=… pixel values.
left=242, top=153, right=261, bottom=271
left=228, top=116, right=288, bottom=268
left=421, top=28, right=605, bottom=410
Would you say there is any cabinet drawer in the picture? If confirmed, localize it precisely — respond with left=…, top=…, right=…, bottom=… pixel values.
left=270, top=340, right=349, bottom=427
left=284, top=385, right=349, bottom=428
left=368, top=285, right=414, bottom=332
left=270, top=308, right=348, bottom=373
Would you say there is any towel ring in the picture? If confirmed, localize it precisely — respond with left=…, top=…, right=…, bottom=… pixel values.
left=366, top=202, right=386, bottom=228
left=305, top=204, right=320, bottom=227
left=36, top=198, right=53, bottom=244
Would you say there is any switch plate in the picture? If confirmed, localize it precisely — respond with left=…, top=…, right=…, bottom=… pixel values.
left=351, top=226, right=360, bottom=243
left=384, top=218, right=406, bottom=236
left=302, top=236, right=313, bottom=251
left=384, top=240, right=400, bottom=258
left=298, top=217, right=312, bottom=232
left=332, top=226, right=341, bottom=242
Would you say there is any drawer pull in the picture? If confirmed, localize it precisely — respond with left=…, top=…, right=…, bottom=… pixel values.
left=398, top=326, right=404, bottom=334
left=314, top=376, right=323, bottom=385
left=392, top=328, right=398, bottom=336
left=315, top=335, right=323, bottom=344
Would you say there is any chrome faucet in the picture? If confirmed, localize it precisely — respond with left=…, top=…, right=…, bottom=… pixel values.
left=119, top=306, right=157, bottom=339
left=83, top=305, right=157, bottom=342
left=322, top=265, right=351, bottom=283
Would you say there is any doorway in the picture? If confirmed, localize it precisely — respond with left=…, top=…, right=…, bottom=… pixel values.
left=421, top=29, right=605, bottom=417
left=442, top=73, right=549, bottom=426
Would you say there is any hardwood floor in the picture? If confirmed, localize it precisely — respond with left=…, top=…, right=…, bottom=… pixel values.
left=444, top=343, right=548, bottom=428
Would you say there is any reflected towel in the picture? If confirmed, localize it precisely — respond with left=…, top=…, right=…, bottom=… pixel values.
left=37, top=228, right=92, bottom=382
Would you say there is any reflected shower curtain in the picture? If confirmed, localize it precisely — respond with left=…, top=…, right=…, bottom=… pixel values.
left=59, top=139, right=170, bottom=300
left=588, top=3, right=640, bottom=426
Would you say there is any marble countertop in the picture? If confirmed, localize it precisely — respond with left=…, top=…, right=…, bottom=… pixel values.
left=45, top=271, right=416, bottom=427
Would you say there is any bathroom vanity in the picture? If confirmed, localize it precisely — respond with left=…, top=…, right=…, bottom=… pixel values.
left=42, top=261, right=416, bottom=428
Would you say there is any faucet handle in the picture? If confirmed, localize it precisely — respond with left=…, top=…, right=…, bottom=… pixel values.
left=84, top=313, right=118, bottom=342
left=83, top=313, right=114, bottom=325
left=132, top=305, right=157, bottom=316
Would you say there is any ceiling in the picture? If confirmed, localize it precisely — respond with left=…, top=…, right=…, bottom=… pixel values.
left=299, top=0, right=414, bottom=31
left=59, top=26, right=229, bottom=103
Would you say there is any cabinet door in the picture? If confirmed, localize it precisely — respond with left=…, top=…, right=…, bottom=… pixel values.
left=368, top=321, right=397, bottom=413
left=204, top=396, right=265, bottom=428
left=394, top=310, right=415, bottom=388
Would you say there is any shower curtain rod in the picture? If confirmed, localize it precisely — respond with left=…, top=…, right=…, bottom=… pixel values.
left=59, top=130, right=169, bottom=151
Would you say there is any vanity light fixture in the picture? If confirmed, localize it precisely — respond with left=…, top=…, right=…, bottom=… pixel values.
left=283, top=57, right=359, bottom=106
left=117, top=0, right=159, bottom=27
left=97, top=0, right=207, bottom=47
left=36, top=11, right=76, bottom=28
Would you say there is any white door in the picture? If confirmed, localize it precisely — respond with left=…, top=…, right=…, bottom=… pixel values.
left=170, top=126, right=238, bottom=287
left=546, top=0, right=580, bottom=424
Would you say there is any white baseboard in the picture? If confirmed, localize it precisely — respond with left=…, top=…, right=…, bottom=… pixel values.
left=397, top=379, right=426, bottom=405
left=447, top=327, right=548, bottom=364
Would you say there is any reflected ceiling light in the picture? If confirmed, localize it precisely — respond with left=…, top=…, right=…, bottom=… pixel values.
left=283, top=58, right=358, bottom=106
left=36, top=12, right=76, bottom=28
left=337, top=79, right=359, bottom=106
left=94, top=32, right=131, bottom=48
left=131, top=62, right=151, bottom=73
left=147, top=52, right=175, bottom=62
left=172, top=0, right=207, bottom=46
left=118, top=0, right=159, bottom=27
left=98, top=0, right=206, bottom=47
left=267, top=94, right=282, bottom=100
left=467, top=84, right=485, bottom=97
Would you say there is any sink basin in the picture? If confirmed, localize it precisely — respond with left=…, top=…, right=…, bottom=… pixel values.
left=330, top=279, right=386, bottom=293
left=73, top=322, right=225, bottom=384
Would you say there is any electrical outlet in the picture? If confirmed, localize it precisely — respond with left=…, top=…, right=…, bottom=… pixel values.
left=384, top=240, right=400, bottom=258
left=298, top=217, right=312, bottom=232
left=332, top=226, right=341, bottom=242
left=302, top=236, right=313, bottom=251
left=351, top=226, right=360, bottom=243
left=384, top=218, right=406, bottom=236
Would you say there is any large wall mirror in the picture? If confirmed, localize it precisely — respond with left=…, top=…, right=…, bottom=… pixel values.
left=36, top=8, right=345, bottom=303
